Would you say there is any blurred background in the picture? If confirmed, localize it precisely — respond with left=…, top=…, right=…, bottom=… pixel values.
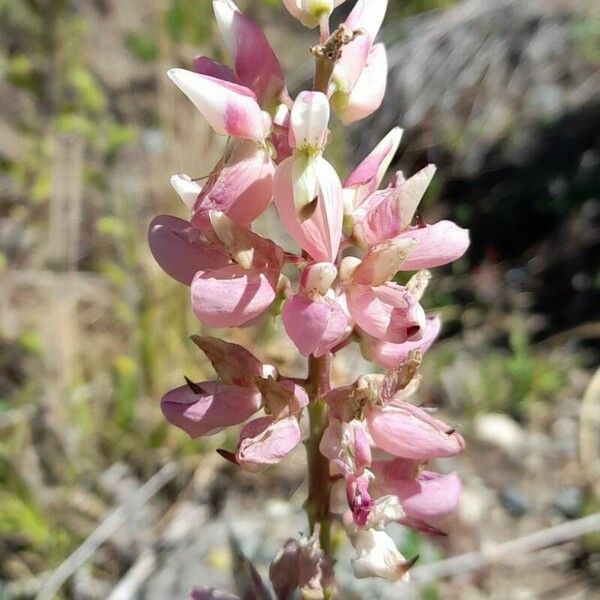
left=0, top=0, right=599, bottom=598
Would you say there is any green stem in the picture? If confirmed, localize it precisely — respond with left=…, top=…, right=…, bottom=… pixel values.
left=305, top=353, right=333, bottom=555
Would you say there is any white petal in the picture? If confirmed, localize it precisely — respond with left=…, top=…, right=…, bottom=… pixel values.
left=290, top=91, right=330, bottom=150
left=170, top=173, right=202, bottom=210
left=352, top=529, right=410, bottom=582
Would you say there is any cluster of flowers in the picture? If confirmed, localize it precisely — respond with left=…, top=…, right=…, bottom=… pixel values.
left=149, top=0, right=469, bottom=595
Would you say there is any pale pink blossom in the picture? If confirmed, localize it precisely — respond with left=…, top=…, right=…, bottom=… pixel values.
left=190, top=140, right=275, bottom=229
left=212, top=0, right=285, bottom=106
left=343, top=127, right=403, bottom=213
left=236, top=415, right=302, bottom=472
left=282, top=262, right=347, bottom=357
left=274, top=92, right=343, bottom=261
left=330, top=0, right=388, bottom=123
left=366, top=402, right=465, bottom=459
left=334, top=43, right=388, bottom=125
left=147, top=215, right=230, bottom=285
left=168, top=69, right=272, bottom=141
left=190, top=212, right=285, bottom=327
left=319, top=418, right=371, bottom=478
left=359, top=313, right=442, bottom=369
left=372, top=458, right=461, bottom=535
left=340, top=253, right=427, bottom=344
left=161, top=380, right=262, bottom=438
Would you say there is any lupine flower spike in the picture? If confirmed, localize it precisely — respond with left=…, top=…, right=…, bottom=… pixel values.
left=150, top=0, right=470, bottom=596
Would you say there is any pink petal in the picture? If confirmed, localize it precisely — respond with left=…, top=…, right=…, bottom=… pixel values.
left=345, top=281, right=426, bottom=343
left=282, top=295, right=347, bottom=357
left=271, top=103, right=293, bottom=163
left=344, top=0, right=387, bottom=43
left=320, top=419, right=372, bottom=478
left=395, top=471, right=461, bottom=521
left=367, top=403, right=465, bottom=459
left=236, top=416, right=301, bottom=472
left=208, top=211, right=285, bottom=272
left=161, top=381, right=261, bottom=438
left=333, top=0, right=387, bottom=92
left=167, top=69, right=271, bottom=141
left=213, top=0, right=285, bottom=105
left=352, top=238, right=417, bottom=286
left=191, top=265, right=277, bottom=327
left=352, top=164, right=437, bottom=247
left=324, top=384, right=358, bottom=421
left=360, top=314, right=441, bottom=369
left=393, top=221, right=470, bottom=270
left=337, top=44, right=388, bottom=125
left=190, top=140, right=275, bottom=229
left=274, top=156, right=343, bottom=262
left=343, top=127, right=403, bottom=206
left=192, top=56, right=238, bottom=83
left=147, top=215, right=230, bottom=285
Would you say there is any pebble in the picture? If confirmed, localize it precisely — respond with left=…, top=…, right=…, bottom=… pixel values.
left=500, top=486, right=529, bottom=517
left=553, top=486, right=583, bottom=519
left=474, top=413, right=526, bottom=455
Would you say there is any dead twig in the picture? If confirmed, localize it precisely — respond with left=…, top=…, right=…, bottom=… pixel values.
left=35, top=463, right=177, bottom=600
left=410, top=512, right=600, bottom=585
left=580, top=368, right=600, bottom=499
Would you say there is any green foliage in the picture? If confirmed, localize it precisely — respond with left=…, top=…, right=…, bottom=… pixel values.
left=164, top=0, right=213, bottom=45
left=423, top=316, right=573, bottom=418
left=126, top=32, right=159, bottom=63
left=569, top=17, right=600, bottom=64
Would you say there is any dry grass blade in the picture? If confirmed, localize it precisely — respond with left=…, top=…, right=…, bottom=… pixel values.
left=35, top=463, right=177, bottom=600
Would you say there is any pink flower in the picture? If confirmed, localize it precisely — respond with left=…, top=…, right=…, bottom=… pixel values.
left=372, top=458, right=461, bottom=535
left=168, top=69, right=272, bottom=141
left=161, top=380, right=262, bottom=438
left=320, top=418, right=371, bottom=478
left=332, top=43, right=387, bottom=125
left=343, top=127, right=403, bottom=213
left=330, top=0, right=388, bottom=124
left=190, top=212, right=285, bottom=327
left=340, top=248, right=427, bottom=344
left=359, top=313, right=441, bottom=369
left=366, top=401, right=465, bottom=459
left=352, top=165, right=436, bottom=247
left=282, top=262, right=348, bottom=357
left=274, top=92, right=343, bottom=262
left=147, top=215, right=231, bottom=285
left=235, top=415, right=302, bottom=472
left=212, top=0, right=285, bottom=107
left=189, top=140, right=276, bottom=229
left=349, top=164, right=470, bottom=266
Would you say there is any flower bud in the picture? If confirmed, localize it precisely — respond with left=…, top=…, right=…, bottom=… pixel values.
left=283, top=0, right=347, bottom=29
left=351, top=528, right=414, bottom=582
left=301, top=262, right=337, bottom=295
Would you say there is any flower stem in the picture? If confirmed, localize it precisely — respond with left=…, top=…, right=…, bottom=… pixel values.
left=313, top=56, right=334, bottom=94
left=306, top=353, right=332, bottom=556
